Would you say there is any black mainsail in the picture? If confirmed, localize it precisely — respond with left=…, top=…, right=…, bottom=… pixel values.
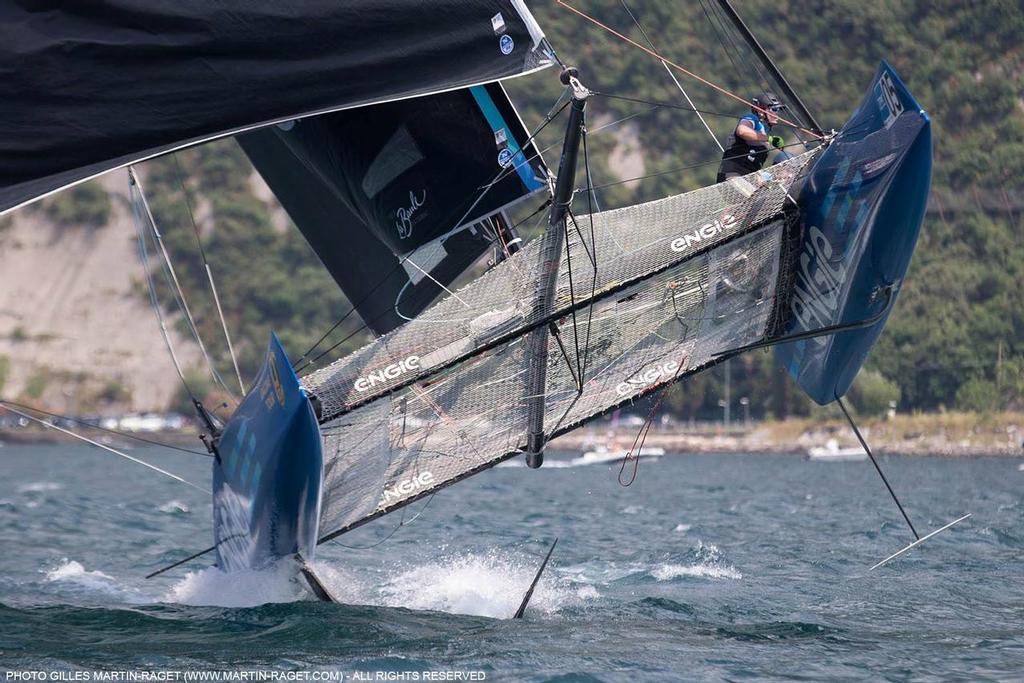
left=0, top=0, right=551, bottom=215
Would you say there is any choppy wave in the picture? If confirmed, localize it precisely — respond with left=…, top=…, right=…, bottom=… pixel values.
left=4, top=446, right=1022, bottom=678
left=17, top=481, right=64, bottom=494
left=44, top=559, right=142, bottom=602
left=650, top=562, right=741, bottom=581
left=157, top=499, right=190, bottom=514
left=650, top=541, right=741, bottom=581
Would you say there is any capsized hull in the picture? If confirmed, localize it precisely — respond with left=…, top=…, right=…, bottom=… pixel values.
left=777, top=61, right=932, bottom=404
left=212, top=333, right=323, bottom=572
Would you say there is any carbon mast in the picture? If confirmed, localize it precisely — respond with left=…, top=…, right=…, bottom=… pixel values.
left=523, top=68, right=589, bottom=468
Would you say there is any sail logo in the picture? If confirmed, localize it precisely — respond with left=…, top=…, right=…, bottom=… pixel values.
left=670, top=215, right=737, bottom=254
left=395, top=190, right=426, bottom=240
left=616, top=359, right=681, bottom=396
left=790, top=225, right=848, bottom=346
left=382, top=471, right=435, bottom=505
left=354, top=355, right=420, bottom=392
left=499, top=34, right=515, bottom=55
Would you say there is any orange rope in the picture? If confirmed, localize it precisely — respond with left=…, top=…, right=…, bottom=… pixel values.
left=555, top=0, right=824, bottom=140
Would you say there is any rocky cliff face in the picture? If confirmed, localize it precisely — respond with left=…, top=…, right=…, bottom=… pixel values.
left=0, top=170, right=201, bottom=414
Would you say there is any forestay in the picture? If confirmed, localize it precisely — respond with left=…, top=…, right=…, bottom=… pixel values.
left=305, top=150, right=820, bottom=540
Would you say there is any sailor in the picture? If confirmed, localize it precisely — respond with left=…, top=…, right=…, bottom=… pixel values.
left=716, top=91, right=785, bottom=182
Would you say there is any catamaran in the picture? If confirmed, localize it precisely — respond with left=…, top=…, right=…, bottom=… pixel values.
left=0, top=0, right=966, bottom=606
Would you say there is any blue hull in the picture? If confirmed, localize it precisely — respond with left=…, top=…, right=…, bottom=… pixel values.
left=777, top=62, right=932, bottom=404
left=212, top=333, right=323, bottom=571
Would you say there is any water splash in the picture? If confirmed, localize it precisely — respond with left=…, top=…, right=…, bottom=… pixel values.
left=650, top=541, right=742, bottom=581
left=316, top=549, right=597, bottom=619
left=44, top=559, right=142, bottom=601
left=165, top=562, right=306, bottom=607
left=17, top=481, right=63, bottom=494
left=157, top=500, right=190, bottom=514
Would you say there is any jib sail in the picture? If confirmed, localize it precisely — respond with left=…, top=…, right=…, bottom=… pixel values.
left=237, top=83, right=547, bottom=334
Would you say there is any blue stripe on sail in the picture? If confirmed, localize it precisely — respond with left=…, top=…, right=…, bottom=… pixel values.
left=469, top=86, right=542, bottom=192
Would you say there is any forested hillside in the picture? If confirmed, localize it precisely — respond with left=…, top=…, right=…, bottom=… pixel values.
left=81, top=0, right=1022, bottom=418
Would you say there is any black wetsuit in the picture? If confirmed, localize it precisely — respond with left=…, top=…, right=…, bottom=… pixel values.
left=716, top=113, right=771, bottom=183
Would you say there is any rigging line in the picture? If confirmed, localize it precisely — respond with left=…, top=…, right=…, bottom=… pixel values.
left=705, top=0, right=810, bottom=147
left=0, top=399, right=211, bottom=457
left=619, top=0, right=724, bottom=153
left=712, top=0, right=824, bottom=134
left=582, top=167, right=599, bottom=380
left=566, top=211, right=595, bottom=267
left=555, top=0, right=822, bottom=139
left=403, top=258, right=471, bottom=309
left=711, top=1, right=775, bottom=105
left=560, top=214, right=585, bottom=390
left=698, top=0, right=747, bottom=88
left=131, top=174, right=196, bottom=401
left=577, top=129, right=600, bottom=382
left=589, top=105, right=661, bottom=135
left=328, top=492, right=437, bottom=549
left=592, top=92, right=777, bottom=122
left=172, top=155, right=246, bottom=396
left=293, top=198, right=554, bottom=375
left=708, top=0, right=770, bottom=95
left=579, top=140, right=812, bottom=192
left=129, top=168, right=237, bottom=399
left=0, top=403, right=207, bottom=493
left=835, top=395, right=919, bottom=540
left=619, top=351, right=688, bottom=487
left=145, top=544, right=216, bottom=579
left=291, top=98, right=572, bottom=372
left=135, top=168, right=234, bottom=398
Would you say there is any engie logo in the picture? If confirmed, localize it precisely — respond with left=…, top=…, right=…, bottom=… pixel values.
left=354, top=356, right=420, bottom=392
left=382, top=471, right=435, bottom=504
left=670, top=215, right=737, bottom=253
left=616, top=360, right=680, bottom=397
left=789, top=225, right=848, bottom=345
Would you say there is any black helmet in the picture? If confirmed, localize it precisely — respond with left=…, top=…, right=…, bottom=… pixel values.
left=751, top=91, right=782, bottom=115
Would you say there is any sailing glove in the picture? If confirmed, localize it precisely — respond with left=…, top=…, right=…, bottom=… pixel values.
left=767, top=134, right=785, bottom=149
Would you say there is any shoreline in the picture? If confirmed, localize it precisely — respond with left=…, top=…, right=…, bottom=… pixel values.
left=551, top=411, right=1024, bottom=458
left=3, top=411, right=1022, bottom=457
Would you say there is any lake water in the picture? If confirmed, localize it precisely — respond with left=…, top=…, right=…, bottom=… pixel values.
left=0, top=443, right=1021, bottom=680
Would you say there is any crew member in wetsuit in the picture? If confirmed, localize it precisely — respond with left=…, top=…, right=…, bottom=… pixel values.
left=716, top=91, right=786, bottom=183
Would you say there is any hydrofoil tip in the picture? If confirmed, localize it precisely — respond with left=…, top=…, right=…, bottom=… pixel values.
left=870, top=513, right=972, bottom=571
